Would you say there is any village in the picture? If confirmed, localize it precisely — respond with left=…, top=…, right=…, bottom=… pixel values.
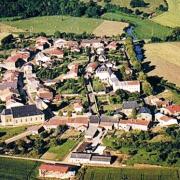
left=0, top=34, right=179, bottom=179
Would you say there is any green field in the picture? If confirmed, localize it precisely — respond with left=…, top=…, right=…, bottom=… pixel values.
left=3, top=15, right=103, bottom=35
left=102, top=12, right=172, bottom=39
left=48, top=139, right=77, bottom=160
left=153, top=0, right=180, bottom=27
left=83, top=167, right=180, bottom=180
left=0, top=157, right=40, bottom=180
left=0, top=126, right=27, bottom=143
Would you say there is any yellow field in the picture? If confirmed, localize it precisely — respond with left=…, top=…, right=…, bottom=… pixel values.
left=93, top=20, right=128, bottom=37
left=144, top=42, right=180, bottom=86
left=152, top=0, right=180, bottom=27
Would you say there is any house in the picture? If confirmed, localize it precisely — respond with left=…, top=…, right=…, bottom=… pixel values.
left=81, top=39, right=103, bottom=49
left=73, top=102, right=83, bottom=113
left=0, top=88, right=19, bottom=102
left=23, top=63, right=33, bottom=76
left=35, top=52, right=51, bottom=66
left=70, top=152, right=91, bottom=164
left=95, top=65, right=111, bottom=83
left=4, top=52, right=29, bottom=70
left=90, top=154, right=112, bottom=165
left=137, top=107, right=152, bottom=121
left=86, top=62, right=98, bottom=74
left=100, top=115, right=119, bottom=130
left=54, top=39, right=79, bottom=50
left=6, top=99, right=24, bottom=109
left=61, top=64, right=79, bottom=80
left=155, top=113, right=178, bottom=126
left=27, top=125, right=44, bottom=135
left=160, top=105, right=180, bottom=117
left=96, top=47, right=104, bottom=55
left=106, top=41, right=118, bottom=51
left=2, top=70, right=19, bottom=82
left=119, top=119, right=150, bottom=131
left=113, top=81, right=140, bottom=93
left=44, top=116, right=89, bottom=130
left=43, top=48, right=64, bottom=58
left=39, top=163, right=76, bottom=179
left=98, top=55, right=108, bottom=62
left=37, top=88, right=53, bottom=101
left=1, top=105, right=45, bottom=126
left=35, top=36, right=51, bottom=50
left=122, top=101, right=139, bottom=117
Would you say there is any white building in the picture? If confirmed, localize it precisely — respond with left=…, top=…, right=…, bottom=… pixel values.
left=155, top=113, right=178, bottom=126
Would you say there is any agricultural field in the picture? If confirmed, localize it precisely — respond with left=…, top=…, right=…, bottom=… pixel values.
left=2, top=16, right=127, bottom=37
left=0, top=157, right=40, bottom=179
left=153, top=0, right=180, bottom=27
left=0, top=126, right=27, bottom=143
left=102, top=12, right=172, bottom=39
left=144, top=42, right=180, bottom=86
left=93, top=20, right=128, bottom=37
left=82, top=0, right=166, bottom=13
left=82, top=166, right=180, bottom=180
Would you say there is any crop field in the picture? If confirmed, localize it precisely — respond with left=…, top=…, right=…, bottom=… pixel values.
left=3, top=16, right=127, bottom=37
left=144, top=42, right=180, bottom=86
left=83, top=167, right=180, bottom=180
left=0, top=157, right=40, bottom=179
left=153, top=0, right=180, bottom=27
left=102, top=12, right=172, bottom=39
left=93, top=20, right=128, bottom=37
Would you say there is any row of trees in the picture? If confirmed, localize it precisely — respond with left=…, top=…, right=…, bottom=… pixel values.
left=0, top=0, right=103, bottom=18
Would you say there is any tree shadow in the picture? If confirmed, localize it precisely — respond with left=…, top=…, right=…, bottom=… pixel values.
left=142, top=61, right=155, bottom=73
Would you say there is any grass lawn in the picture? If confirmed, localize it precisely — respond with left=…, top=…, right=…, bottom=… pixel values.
left=92, top=78, right=105, bottom=92
left=83, top=166, right=180, bottom=180
left=144, top=42, right=180, bottom=87
left=153, top=0, right=180, bottom=27
left=48, top=139, right=78, bottom=160
left=0, top=157, right=40, bottom=180
left=0, top=126, right=27, bottom=142
left=102, top=12, right=172, bottom=39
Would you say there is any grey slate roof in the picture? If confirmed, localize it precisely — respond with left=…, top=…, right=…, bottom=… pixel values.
left=89, top=115, right=100, bottom=124
left=100, top=115, right=119, bottom=123
left=1, top=105, right=43, bottom=118
left=91, top=155, right=111, bottom=162
left=139, top=107, right=151, bottom=114
left=71, top=152, right=91, bottom=159
left=11, top=105, right=43, bottom=118
left=123, top=101, right=139, bottom=109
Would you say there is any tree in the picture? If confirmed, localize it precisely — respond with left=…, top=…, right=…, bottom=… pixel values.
left=142, top=81, right=153, bottom=95
left=54, top=31, right=61, bottom=38
left=138, top=72, right=147, bottom=81
left=132, top=61, right=142, bottom=72
left=1, top=34, right=14, bottom=48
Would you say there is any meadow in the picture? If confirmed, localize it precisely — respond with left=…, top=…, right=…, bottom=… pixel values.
left=102, top=12, right=172, bottom=39
left=153, top=0, right=180, bottom=27
left=144, top=42, right=180, bottom=86
left=0, top=157, right=40, bottom=179
left=2, top=15, right=127, bottom=37
left=83, top=166, right=180, bottom=180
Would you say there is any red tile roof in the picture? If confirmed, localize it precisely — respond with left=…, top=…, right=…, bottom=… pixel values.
left=160, top=115, right=174, bottom=122
left=166, top=105, right=180, bottom=114
left=119, top=119, right=150, bottom=126
left=44, top=48, right=64, bottom=56
left=6, top=53, right=29, bottom=63
left=39, top=163, right=69, bottom=173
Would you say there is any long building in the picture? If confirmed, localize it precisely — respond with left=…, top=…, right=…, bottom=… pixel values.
left=1, top=105, right=45, bottom=126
